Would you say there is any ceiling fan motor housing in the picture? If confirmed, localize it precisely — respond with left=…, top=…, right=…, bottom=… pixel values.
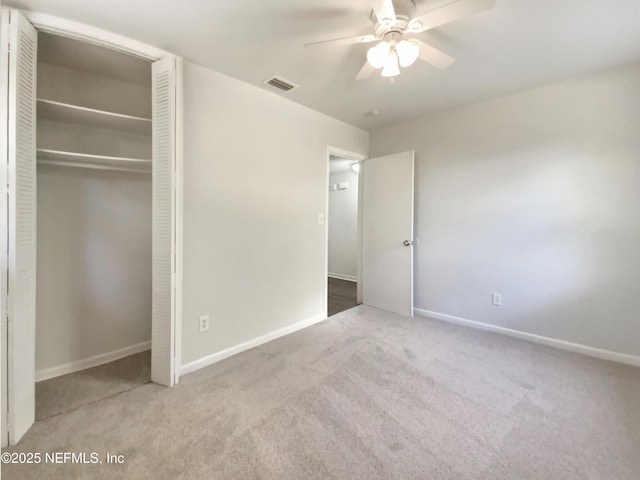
left=372, top=0, right=417, bottom=37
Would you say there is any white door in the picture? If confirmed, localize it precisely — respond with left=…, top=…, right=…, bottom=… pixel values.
left=151, top=56, right=178, bottom=386
left=362, top=151, right=415, bottom=317
left=1, top=8, right=38, bottom=445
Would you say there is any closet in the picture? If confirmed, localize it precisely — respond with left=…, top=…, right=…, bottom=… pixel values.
left=3, top=8, right=180, bottom=445
left=35, top=32, right=153, bottom=418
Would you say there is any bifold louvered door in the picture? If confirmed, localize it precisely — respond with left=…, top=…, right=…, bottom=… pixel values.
left=1, top=9, right=38, bottom=445
left=151, top=57, right=177, bottom=387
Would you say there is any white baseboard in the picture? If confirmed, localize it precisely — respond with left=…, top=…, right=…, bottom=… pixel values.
left=328, top=272, right=358, bottom=283
left=181, top=313, right=326, bottom=376
left=35, top=341, right=151, bottom=382
left=414, top=308, right=640, bottom=368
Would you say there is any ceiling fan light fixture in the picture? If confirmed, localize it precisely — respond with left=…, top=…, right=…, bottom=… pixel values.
left=367, top=41, right=391, bottom=69
left=396, top=39, right=419, bottom=68
left=381, top=50, right=400, bottom=77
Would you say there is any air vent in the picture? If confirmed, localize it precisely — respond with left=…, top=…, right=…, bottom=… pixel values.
left=263, top=76, right=299, bottom=93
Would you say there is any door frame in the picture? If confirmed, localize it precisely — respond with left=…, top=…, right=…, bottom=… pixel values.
left=1, top=9, right=183, bottom=445
left=324, top=146, right=368, bottom=317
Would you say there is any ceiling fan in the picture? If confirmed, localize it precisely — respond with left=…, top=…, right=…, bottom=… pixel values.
left=305, top=0, right=495, bottom=80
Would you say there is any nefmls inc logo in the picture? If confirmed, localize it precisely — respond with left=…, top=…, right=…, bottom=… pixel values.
left=46, top=452, right=100, bottom=464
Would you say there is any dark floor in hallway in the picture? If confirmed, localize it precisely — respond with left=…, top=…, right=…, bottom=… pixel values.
left=328, top=277, right=357, bottom=316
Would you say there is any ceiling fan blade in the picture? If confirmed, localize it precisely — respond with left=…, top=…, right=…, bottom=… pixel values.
left=305, top=34, right=377, bottom=47
left=410, top=0, right=495, bottom=33
left=356, top=61, right=376, bottom=80
left=415, top=40, right=455, bottom=69
left=371, top=0, right=397, bottom=27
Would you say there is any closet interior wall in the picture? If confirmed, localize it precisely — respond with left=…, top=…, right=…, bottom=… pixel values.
left=35, top=32, right=153, bottom=379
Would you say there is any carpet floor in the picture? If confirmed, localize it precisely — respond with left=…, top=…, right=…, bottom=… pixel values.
left=3, top=306, right=639, bottom=479
left=36, top=351, right=151, bottom=421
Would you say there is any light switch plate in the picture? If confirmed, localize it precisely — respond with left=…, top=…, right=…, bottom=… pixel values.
left=492, top=293, right=502, bottom=306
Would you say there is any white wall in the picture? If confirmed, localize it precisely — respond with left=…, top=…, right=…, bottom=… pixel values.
left=37, top=63, right=152, bottom=119
left=181, top=62, right=369, bottom=366
left=328, top=166, right=359, bottom=280
left=36, top=166, right=152, bottom=371
left=370, top=62, right=640, bottom=358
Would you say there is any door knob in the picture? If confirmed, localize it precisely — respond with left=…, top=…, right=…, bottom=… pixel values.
left=403, top=240, right=413, bottom=246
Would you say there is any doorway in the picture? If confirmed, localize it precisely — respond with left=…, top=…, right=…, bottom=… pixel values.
left=325, top=147, right=415, bottom=321
left=326, top=149, right=365, bottom=316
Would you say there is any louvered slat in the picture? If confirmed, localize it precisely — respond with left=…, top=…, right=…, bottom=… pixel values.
left=5, top=10, right=38, bottom=444
left=151, top=58, right=176, bottom=386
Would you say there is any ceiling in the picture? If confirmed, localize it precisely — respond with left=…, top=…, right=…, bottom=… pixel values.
left=7, top=0, right=640, bottom=130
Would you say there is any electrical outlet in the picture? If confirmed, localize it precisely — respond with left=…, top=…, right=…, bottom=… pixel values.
left=199, top=314, right=210, bottom=332
left=318, top=213, right=325, bottom=225
left=492, top=293, right=502, bottom=306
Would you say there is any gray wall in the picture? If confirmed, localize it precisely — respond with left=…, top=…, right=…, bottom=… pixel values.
left=328, top=168, right=359, bottom=280
left=182, top=62, right=369, bottom=366
left=36, top=167, right=152, bottom=371
left=370, top=62, right=640, bottom=357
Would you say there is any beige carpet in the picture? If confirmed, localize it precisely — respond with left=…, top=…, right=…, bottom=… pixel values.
left=36, top=351, right=151, bottom=420
left=3, top=306, right=639, bottom=479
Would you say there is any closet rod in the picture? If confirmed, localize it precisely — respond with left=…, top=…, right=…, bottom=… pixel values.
left=38, top=159, right=151, bottom=174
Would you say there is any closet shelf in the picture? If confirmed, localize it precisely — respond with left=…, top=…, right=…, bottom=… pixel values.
left=37, top=99, right=152, bottom=135
left=37, top=149, right=151, bottom=174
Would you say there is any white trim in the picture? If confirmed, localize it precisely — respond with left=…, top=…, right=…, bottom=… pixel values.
left=35, top=341, right=151, bottom=382
left=414, top=308, right=640, bottom=368
left=356, top=156, right=364, bottom=305
left=181, top=314, right=326, bottom=376
left=21, top=12, right=170, bottom=61
left=328, top=147, right=369, bottom=162
left=324, top=152, right=330, bottom=319
left=173, top=57, right=184, bottom=385
left=328, top=273, right=358, bottom=283
left=1, top=7, right=12, bottom=448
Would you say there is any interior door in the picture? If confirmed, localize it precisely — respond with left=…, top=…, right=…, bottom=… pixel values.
left=1, top=8, right=38, bottom=445
left=151, top=56, right=178, bottom=386
left=362, top=151, right=415, bottom=317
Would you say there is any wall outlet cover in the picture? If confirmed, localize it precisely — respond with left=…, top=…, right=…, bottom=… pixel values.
left=199, top=314, right=210, bottom=332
